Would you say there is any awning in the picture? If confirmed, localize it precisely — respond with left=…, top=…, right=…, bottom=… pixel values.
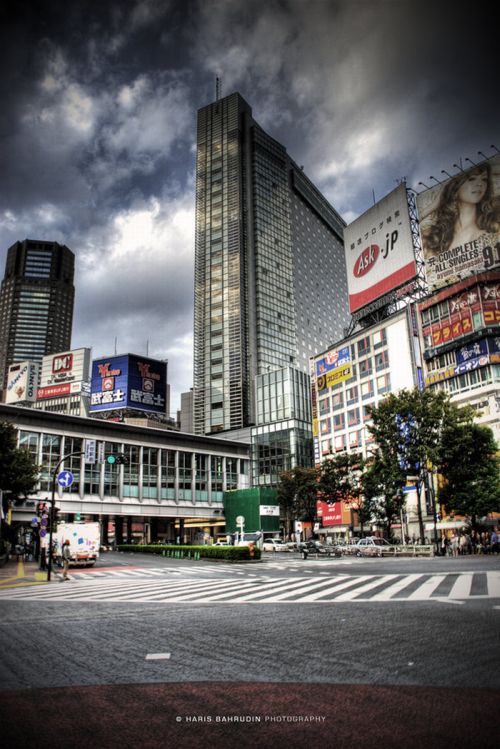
left=425, top=521, right=467, bottom=530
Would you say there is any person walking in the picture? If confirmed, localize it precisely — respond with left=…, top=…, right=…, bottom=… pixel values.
left=61, top=540, right=71, bottom=581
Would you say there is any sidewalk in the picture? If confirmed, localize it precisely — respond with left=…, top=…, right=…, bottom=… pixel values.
left=0, top=556, right=51, bottom=587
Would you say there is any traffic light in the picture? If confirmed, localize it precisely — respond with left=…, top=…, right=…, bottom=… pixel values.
left=50, top=505, right=60, bottom=526
left=106, top=453, right=129, bottom=466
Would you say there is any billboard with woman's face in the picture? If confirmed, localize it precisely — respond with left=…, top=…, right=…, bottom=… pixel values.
left=417, top=155, right=500, bottom=290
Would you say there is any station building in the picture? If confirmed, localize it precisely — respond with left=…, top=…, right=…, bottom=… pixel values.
left=0, top=404, right=250, bottom=546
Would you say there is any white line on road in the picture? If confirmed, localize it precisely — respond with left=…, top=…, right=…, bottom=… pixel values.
left=145, top=653, right=171, bottom=660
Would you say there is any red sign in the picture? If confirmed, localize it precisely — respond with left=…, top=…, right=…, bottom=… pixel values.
left=316, top=500, right=343, bottom=526
left=37, top=383, right=72, bottom=399
left=52, top=353, right=73, bottom=374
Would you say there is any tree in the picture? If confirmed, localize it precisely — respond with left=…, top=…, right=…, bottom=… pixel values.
left=317, top=451, right=366, bottom=532
left=361, top=453, right=406, bottom=540
left=0, top=421, right=39, bottom=503
left=0, top=421, right=39, bottom=542
left=367, top=388, right=474, bottom=541
left=276, top=466, right=318, bottom=537
left=439, top=422, right=500, bottom=525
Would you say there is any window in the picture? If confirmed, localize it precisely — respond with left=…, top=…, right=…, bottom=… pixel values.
left=359, top=358, right=373, bottom=378
left=361, top=380, right=374, bottom=399
left=346, top=385, right=358, bottom=405
left=377, top=374, right=391, bottom=394
left=347, top=408, right=360, bottom=426
left=357, top=336, right=371, bottom=357
left=373, top=328, right=387, bottom=348
left=334, top=434, right=346, bottom=452
left=375, top=351, right=389, bottom=371
left=333, top=413, right=345, bottom=430
left=332, top=391, right=344, bottom=410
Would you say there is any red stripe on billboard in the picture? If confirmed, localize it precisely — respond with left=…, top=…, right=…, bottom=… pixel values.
left=36, top=383, right=72, bottom=399
left=349, top=260, right=417, bottom=313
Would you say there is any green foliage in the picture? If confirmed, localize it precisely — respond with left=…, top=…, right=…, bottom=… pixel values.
left=439, top=423, right=500, bottom=520
left=276, top=466, right=318, bottom=534
left=0, top=421, right=39, bottom=501
left=361, top=453, right=406, bottom=539
left=117, top=544, right=261, bottom=561
left=318, top=451, right=364, bottom=504
left=366, top=388, right=475, bottom=537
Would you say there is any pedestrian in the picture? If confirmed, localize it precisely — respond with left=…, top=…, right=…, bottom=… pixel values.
left=450, top=532, right=459, bottom=557
left=491, top=529, right=499, bottom=554
left=61, top=540, right=71, bottom=581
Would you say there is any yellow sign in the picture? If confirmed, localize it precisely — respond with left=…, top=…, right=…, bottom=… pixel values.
left=317, top=364, right=352, bottom=391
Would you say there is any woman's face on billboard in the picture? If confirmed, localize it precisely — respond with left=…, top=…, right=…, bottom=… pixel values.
left=457, top=170, right=488, bottom=205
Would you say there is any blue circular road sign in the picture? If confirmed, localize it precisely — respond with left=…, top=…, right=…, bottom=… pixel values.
left=57, top=470, right=74, bottom=488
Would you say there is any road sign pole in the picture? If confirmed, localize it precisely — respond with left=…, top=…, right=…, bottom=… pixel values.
left=46, top=451, right=83, bottom=582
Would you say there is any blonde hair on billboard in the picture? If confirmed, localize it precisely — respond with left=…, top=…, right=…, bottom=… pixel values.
left=423, top=163, right=500, bottom=253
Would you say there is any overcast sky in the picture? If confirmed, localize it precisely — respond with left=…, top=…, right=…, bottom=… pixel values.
left=0, top=0, right=497, bottom=415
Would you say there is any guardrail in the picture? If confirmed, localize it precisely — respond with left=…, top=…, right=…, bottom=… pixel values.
left=341, top=544, right=435, bottom=557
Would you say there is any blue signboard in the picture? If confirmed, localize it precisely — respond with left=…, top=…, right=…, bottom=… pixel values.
left=57, top=470, right=73, bottom=488
left=316, top=346, right=350, bottom=377
left=90, top=354, right=167, bottom=415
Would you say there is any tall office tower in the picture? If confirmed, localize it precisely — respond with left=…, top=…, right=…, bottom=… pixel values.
left=194, top=92, right=349, bottom=435
left=0, top=239, right=75, bottom=397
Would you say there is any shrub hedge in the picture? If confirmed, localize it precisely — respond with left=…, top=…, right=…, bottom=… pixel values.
left=116, top=543, right=261, bottom=561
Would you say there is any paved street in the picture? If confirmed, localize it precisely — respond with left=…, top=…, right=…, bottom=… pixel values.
left=1, top=551, right=499, bottom=748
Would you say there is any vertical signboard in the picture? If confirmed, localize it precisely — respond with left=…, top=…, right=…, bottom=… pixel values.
left=6, top=361, right=40, bottom=404
left=344, top=184, right=417, bottom=314
left=417, top=155, right=500, bottom=290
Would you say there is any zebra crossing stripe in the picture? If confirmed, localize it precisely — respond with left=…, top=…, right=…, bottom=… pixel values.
left=448, top=573, right=473, bottom=599
left=262, top=576, right=352, bottom=602
left=334, top=574, right=400, bottom=601
left=299, top=575, right=377, bottom=601
left=406, top=575, right=446, bottom=600
left=370, top=574, right=423, bottom=601
left=487, top=572, right=500, bottom=598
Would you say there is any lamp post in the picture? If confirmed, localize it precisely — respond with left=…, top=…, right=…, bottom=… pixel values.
left=47, top=451, right=83, bottom=581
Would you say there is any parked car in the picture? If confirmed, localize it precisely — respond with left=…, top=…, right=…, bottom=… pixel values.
left=262, top=538, right=288, bottom=552
left=352, top=537, right=394, bottom=557
left=299, top=540, right=328, bottom=555
left=213, top=540, right=231, bottom=546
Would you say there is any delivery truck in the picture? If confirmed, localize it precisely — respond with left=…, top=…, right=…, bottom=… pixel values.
left=54, top=522, right=100, bottom=567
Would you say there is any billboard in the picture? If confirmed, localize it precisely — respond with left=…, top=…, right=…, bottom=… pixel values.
left=316, top=500, right=351, bottom=527
left=6, top=361, right=39, bottom=404
left=344, top=184, right=417, bottom=314
left=417, top=155, right=500, bottom=290
left=38, top=348, right=91, bottom=396
left=90, top=354, right=167, bottom=414
left=315, top=345, right=352, bottom=392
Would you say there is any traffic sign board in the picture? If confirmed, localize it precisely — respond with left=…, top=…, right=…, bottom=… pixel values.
left=236, top=515, right=245, bottom=524
left=84, top=439, right=96, bottom=464
left=57, top=470, right=74, bottom=488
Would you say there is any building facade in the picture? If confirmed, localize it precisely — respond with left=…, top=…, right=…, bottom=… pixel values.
left=418, top=271, right=500, bottom=442
left=193, top=92, right=349, bottom=435
left=1, top=404, right=250, bottom=545
left=251, top=366, right=313, bottom=486
left=0, top=239, right=75, bottom=399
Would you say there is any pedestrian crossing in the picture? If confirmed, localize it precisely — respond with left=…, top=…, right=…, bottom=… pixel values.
left=0, top=571, right=499, bottom=604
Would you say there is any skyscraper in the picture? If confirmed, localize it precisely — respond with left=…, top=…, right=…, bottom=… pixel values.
left=0, top=239, right=75, bottom=397
left=194, top=92, right=349, bottom=435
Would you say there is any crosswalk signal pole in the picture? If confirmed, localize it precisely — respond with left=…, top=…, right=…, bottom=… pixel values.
left=47, top=451, right=83, bottom=582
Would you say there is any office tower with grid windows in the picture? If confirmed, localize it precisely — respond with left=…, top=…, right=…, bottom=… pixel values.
left=0, top=239, right=75, bottom=398
left=194, top=92, right=349, bottom=435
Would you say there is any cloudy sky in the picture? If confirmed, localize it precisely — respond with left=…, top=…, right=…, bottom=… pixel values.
left=0, top=0, right=497, bottom=414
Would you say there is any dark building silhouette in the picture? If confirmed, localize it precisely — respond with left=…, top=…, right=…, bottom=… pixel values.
left=0, top=239, right=75, bottom=398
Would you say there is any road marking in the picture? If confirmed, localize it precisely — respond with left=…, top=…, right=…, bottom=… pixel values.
left=335, top=574, right=400, bottom=601
left=448, top=573, right=473, bottom=599
left=299, top=576, right=377, bottom=601
left=487, top=572, right=500, bottom=598
left=432, top=598, right=465, bottom=605
left=145, top=653, right=171, bottom=660
left=370, top=574, right=423, bottom=601
left=406, top=575, right=446, bottom=601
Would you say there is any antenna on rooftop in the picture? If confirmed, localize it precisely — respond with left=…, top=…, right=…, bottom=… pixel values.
left=216, top=76, right=222, bottom=101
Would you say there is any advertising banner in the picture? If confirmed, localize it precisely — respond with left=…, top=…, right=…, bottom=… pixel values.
left=417, top=155, right=500, bottom=290
left=344, top=184, right=417, bottom=314
left=38, top=348, right=91, bottom=392
left=90, top=354, right=167, bottom=414
left=316, top=500, right=351, bottom=527
left=6, top=361, right=39, bottom=404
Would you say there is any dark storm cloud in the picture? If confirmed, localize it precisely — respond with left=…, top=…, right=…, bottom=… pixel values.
left=0, top=0, right=497, bottom=411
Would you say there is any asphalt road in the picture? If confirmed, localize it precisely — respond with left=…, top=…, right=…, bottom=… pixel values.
left=1, top=551, right=499, bottom=748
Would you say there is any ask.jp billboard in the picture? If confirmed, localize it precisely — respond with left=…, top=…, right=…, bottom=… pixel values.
left=417, top=155, right=500, bottom=290
left=344, top=184, right=417, bottom=314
